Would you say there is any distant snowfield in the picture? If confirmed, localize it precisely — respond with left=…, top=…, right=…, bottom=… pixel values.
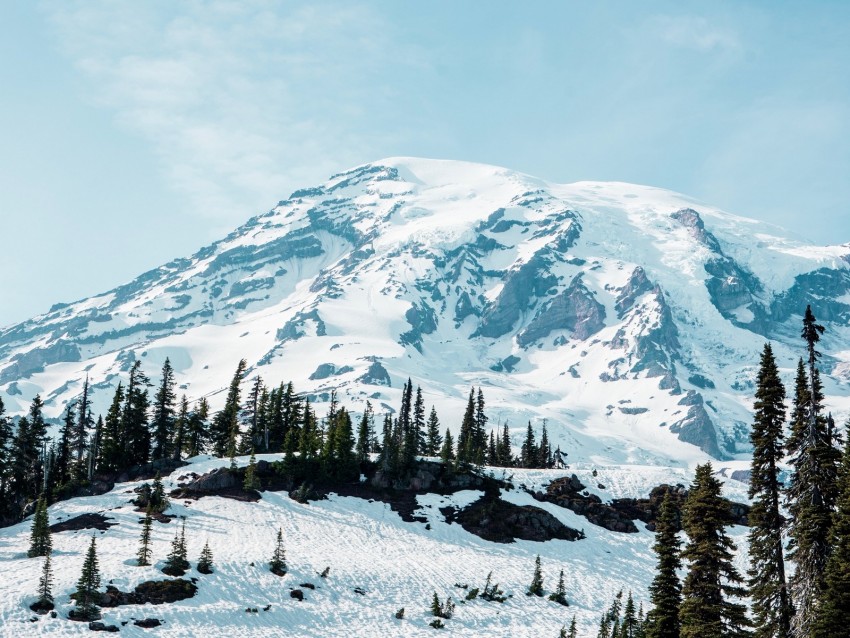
left=0, top=455, right=751, bottom=637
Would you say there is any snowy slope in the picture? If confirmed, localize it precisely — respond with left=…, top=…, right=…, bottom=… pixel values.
left=0, top=455, right=752, bottom=638
left=2, top=158, right=850, bottom=466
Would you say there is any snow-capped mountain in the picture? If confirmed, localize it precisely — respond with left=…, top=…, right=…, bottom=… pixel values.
left=3, top=157, right=850, bottom=466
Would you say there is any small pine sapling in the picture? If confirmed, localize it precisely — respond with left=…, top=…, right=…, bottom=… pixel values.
left=162, top=520, right=189, bottom=576
left=527, top=555, right=544, bottom=596
left=243, top=450, right=261, bottom=491
left=137, top=507, right=153, bottom=566
left=150, top=472, right=169, bottom=513
left=30, top=550, right=54, bottom=613
left=73, top=536, right=102, bottom=621
left=270, top=529, right=287, bottom=576
left=481, top=571, right=507, bottom=603
left=197, top=541, right=214, bottom=574
left=548, top=569, right=569, bottom=606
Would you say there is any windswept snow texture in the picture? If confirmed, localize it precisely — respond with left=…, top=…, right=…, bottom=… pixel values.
left=0, top=455, right=751, bottom=637
left=2, top=158, right=850, bottom=464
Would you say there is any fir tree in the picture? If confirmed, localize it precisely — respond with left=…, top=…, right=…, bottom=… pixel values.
left=747, top=343, right=791, bottom=638
left=27, top=495, right=51, bottom=558
left=426, top=406, right=442, bottom=456
left=548, top=568, right=569, bottom=606
left=34, top=549, right=54, bottom=612
left=172, top=395, right=189, bottom=461
left=72, top=376, right=94, bottom=479
left=481, top=571, right=507, bottom=602
left=457, top=388, right=476, bottom=465
left=55, top=403, right=75, bottom=486
left=812, top=426, right=850, bottom=638
left=121, top=361, right=152, bottom=466
left=521, top=421, right=537, bottom=468
left=97, top=383, right=125, bottom=472
left=211, top=359, right=247, bottom=458
left=620, top=592, right=639, bottom=638
left=679, top=463, right=751, bottom=638
left=149, top=472, right=168, bottom=513
left=487, top=430, right=497, bottom=466
left=646, top=491, right=681, bottom=638
left=243, top=450, right=261, bottom=490
left=137, top=507, right=153, bottom=566
left=185, top=397, right=210, bottom=458
left=440, top=428, right=454, bottom=464
left=498, top=421, right=512, bottom=467
left=356, top=401, right=374, bottom=464
left=197, top=541, right=214, bottom=574
left=567, top=616, right=578, bottom=638
left=538, top=420, right=551, bottom=468
left=414, top=386, right=426, bottom=454
left=787, top=306, right=841, bottom=638
left=431, top=591, right=443, bottom=617
left=163, top=519, right=189, bottom=576
left=528, top=554, right=544, bottom=596
left=74, top=536, right=102, bottom=621
left=270, top=528, right=287, bottom=576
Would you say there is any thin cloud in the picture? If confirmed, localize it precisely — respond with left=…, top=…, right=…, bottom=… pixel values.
left=41, top=0, right=420, bottom=226
left=651, top=15, right=741, bottom=54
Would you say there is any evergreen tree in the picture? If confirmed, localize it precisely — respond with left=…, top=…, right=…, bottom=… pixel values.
left=812, top=425, right=850, bottom=638
left=197, top=541, right=214, bottom=574
left=55, top=403, right=75, bottom=486
left=172, top=395, right=189, bottom=461
left=498, top=421, right=512, bottom=467
left=151, top=358, right=176, bottom=461
left=473, top=387, right=488, bottom=465
left=72, top=376, right=94, bottom=479
left=240, top=376, right=264, bottom=453
left=35, top=550, right=54, bottom=611
left=457, top=388, right=476, bottom=464
left=98, top=383, right=125, bottom=472
left=528, top=554, right=544, bottom=596
left=620, top=592, right=639, bottom=638
left=329, top=408, right=358, bottom=481
left=679, top=463, right=751, bottom=638
left=211, top=359, right=247, bottom=457
left=521, top=421, right=537, bottom=468
left=567, top=616, right=578, bottom=638
left=431, top=591, right=443, bottom=617
left=356, top=401, right=374, bottom=464
left=787, top=306, right=841, bottom=638
left=121, top=361, right=152, bottom=466
left=74, top=536, right=102, bottom=621
left=270, top=528, right=287, bottom=576
left=548, top=568, right=569, bottom=606
left=414, top=386, right=426, bottom=454
left=27, top=495, right=51, bottom=558
left=646, top=491, right=682, bottom=638
left=487, top=430, right=497, bottom=466
left=185, top=397, right=209, bottom=458
left=747, top=343, right=791, bottom=638
left=426, top=406, right=442, bottom=456
left=538, top=421, right=551, bottom=468
left=137, top=507, right=153, bottom=566
left=243, top=450, right=261, bottom=490
left=149, top=472, right=168, bottom=513
left=0, top=397, right=13, bottom=512
left=163, top=519, right=189, bottom=575
left=440, top=428, right=454, bottom=464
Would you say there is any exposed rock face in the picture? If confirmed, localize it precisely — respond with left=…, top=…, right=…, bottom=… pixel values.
left=615, top=267, right=653, bottom=318
left=476, top=250, right=557, bottom=339
left=517, top=274, right=606, bottom=347
left=443, top=494, right=584, bottom=543
left=371, top=460, right=487, bottom=492
left=399, top=301, right=438, bottom=352
left=309, top=363, right=354, bottom=380
left=357, top=361, right=392, bottom=386
left=99, top=579, right=198, bottom=607
left=671, top=208, right=722, bottom=252
left=454, top=291, right=477, bottom=323
left=770, top=268, right=850, bottom=325
left=0, top=341, right=81, bottom=384
left=670, top=391, right=724, bottom=460
left=49, top=514, right=117, bottom=533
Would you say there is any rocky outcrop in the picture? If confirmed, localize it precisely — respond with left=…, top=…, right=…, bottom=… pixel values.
left=615, top=267, right=653, bottom=318
left=358, top=360, right=392, bottom=386
left=443, top=494, right=584, bottom=543
left=399, top=301, right=438, bottom=352
left=670, top=391, right=724, bottom=460
left=309, top=363, right=354, bottom=380
left=49, top=514, right=117, bottom=534
left=99, top=579, right=198, bottom=607
left=517, top=274, right=606, bottom=347
left=0, top=341, right=81, bottom=384
left=671, top=209, right=721, bottom=252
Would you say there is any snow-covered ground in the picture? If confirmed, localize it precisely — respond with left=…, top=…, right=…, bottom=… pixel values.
left=0, top=455, right=751, bottom=637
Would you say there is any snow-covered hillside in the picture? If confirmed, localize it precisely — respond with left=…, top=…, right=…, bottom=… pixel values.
left=0, top=454, right=751, bottom=637
left=2, top=157, right=850, bottom=466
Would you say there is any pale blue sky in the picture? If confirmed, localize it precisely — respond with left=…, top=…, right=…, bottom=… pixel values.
left=2, top=1, right=849, bottom=327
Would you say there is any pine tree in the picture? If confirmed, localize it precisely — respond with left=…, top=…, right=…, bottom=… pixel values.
left=98, top=382, right=125, bottom=472
left=521, top=421, right=537, bottom=468
left=0, top=397, right=13, bottom=513
left=431, top=591, right=443, bottom=617
left=747, top=343, right=791, bottom=638
left=426, top=406, right=442, bottom=456
left=270, top=528, right=287, bottom=576
left=548, top=568, right=569, bottom=606
left=440, top=428, right=454, bottom=464
left=121, top=361, right=152, bottom=466
left=356, top=401, right=374, bottom=464
left=27, top=495, right=51, bottom=558
left=74, top=536, right=102, bottom=621
left=620, top=592, right=639, bottom=638
left=528, top=554, right=544, bottom=596
left=149, top=472, right=168, bottom=513
left=787, top=306, right=841, bottom=638
left=137, top=507, right=153, bottom=566
left=34, top=549, right=54, bottom=612
left=646, top=491, right=681, bottom=638
left=172, top=395, right=189, bottom=461
left=72, top=376, right=94, bottom=479
left=538, top=420, right=551, bottom=468
left=185, top=397, right=210, bottom=458
left=211, top=359, right=247, bottom=457
left=498, top=421, right=512, bottom=467
left=54, top=403, right=75, bottom=486
left=567, top=616, right=578, bottom=638
left=243, top=450, right=261, bottom=490
left=197, top=541, right=214, bottom=574
left=457, top=388, right=476, bottom=464
left=163, top=519, right=189, bottom=576
left=812, top=426, right=850, bottom=638
left=679, top=463, right=751, bottom=638
left=414, top=386, right=426, bottom=454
